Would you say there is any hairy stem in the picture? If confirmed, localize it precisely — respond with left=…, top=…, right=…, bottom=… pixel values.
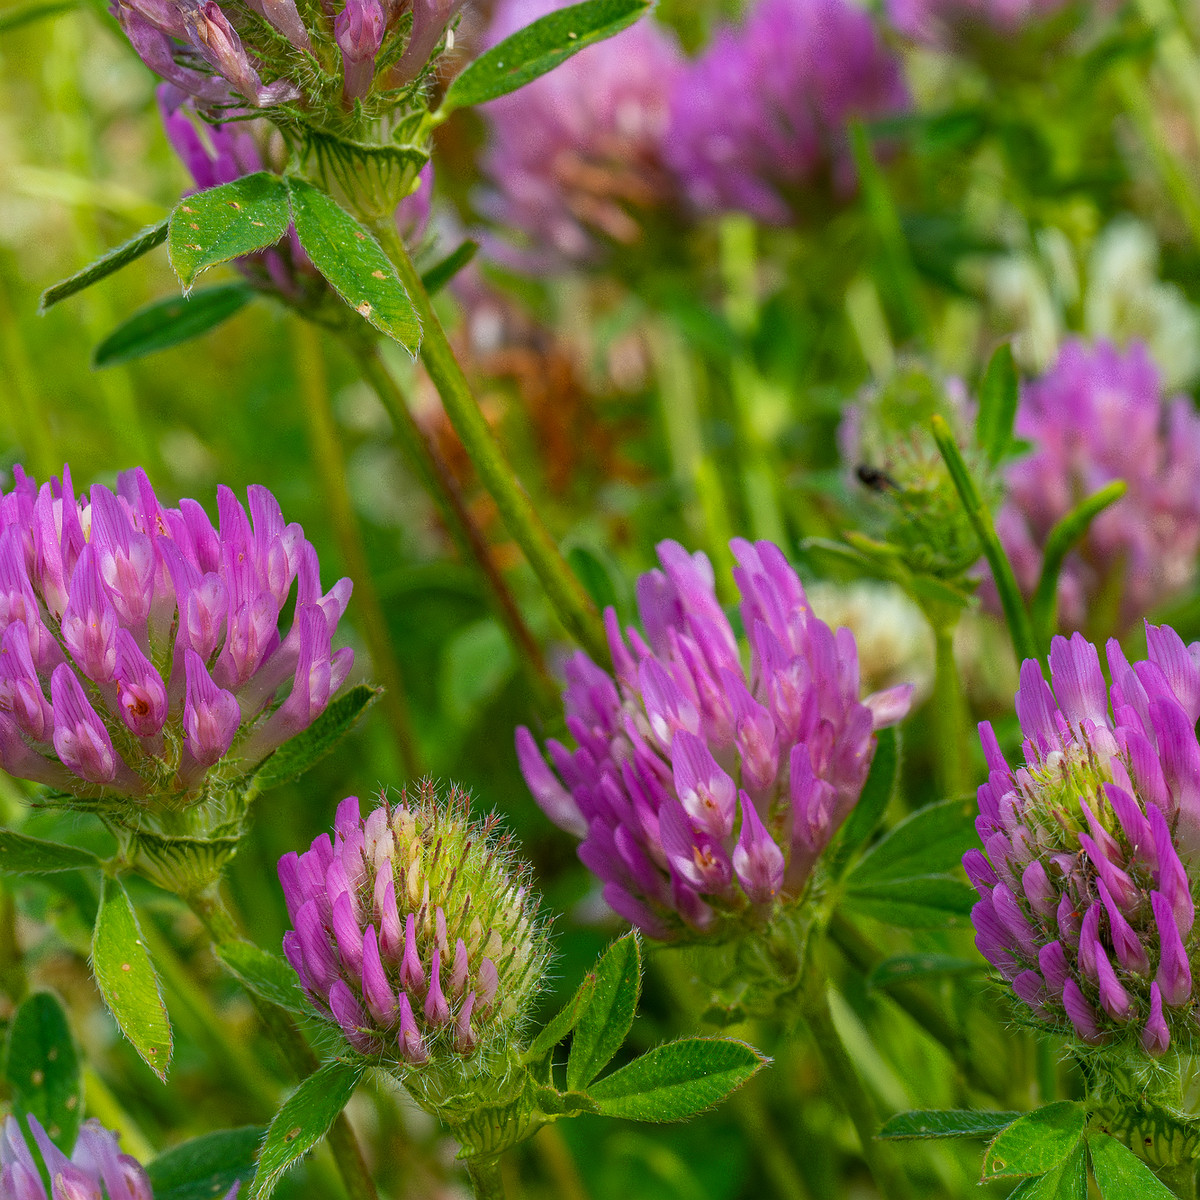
left=370, top=220, right=608, bottom=665
left=465, top=1155, right=508, bottom=1200
left=292, top=319, right=424, bottom=776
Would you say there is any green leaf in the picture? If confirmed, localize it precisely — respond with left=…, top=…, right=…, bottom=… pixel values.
left=93, top=283, right=253, bottom=368
left=0, top=0, right=77, bottom=34
left=1008, top=1141, right=1088, bottom=1199
left=439, top=0, right=651, bottom=115
left=168, top=174, right=291, bottom=290
left=566, top=545, right=622, bottom=617
left=566, top=932, right=641, bottom=1092
left=248, top=685, right=381, bottom=794
left=981, top=1102, right=1086, bottom=1181
left=92, top=876, right=173, bottom=1081
left=1030, top=481, right=1127, bottom=644
left=216, top=941, right=309, bottom=1016
left=524, top=970, right=598, bottom=1065
left=146, top=1126, right=265, bottom=1200
left=867, top=953, right=981, bottom=990
left=1087, top=1133, right=1178, bottom=1199
left=842, top=875, right=977, bottom=929
left=3, top=992, right=83, bottom=1152
left=286, top=179, right=422, bottom=354
left=878, top=1110, right=1021, bottom=1140
left=39, top=219, right=168, bottom=312
left=848, top=796, right=977, bottom=885
left=251, top=1060, right=364, bottom=1200
left=829, top=726, right=898, bottom=878
left=420, top=239, right=479, bottom=296
left=0, top=829, right=101, bottom=874
left=587, top=1037, right=766, bottom=1122
left=976, top=343, right=1019, bottom=465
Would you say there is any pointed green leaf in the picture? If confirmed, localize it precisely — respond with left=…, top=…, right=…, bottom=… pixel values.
left=1087, top=1133, right=1178, bottom=1199
left=566, top=932, right=641, bottom=1092
left=1007, top=1141, right=1088, bottom=1199
left=439, top=0, right=651, bottom=115
left=867, top=954, right=982, bottom=990
left=168, top=174, right=291, bottom=290
left=587, top=1037, right=766, bottom=1122
left=842, top=875, right=977, bottom=928
left=0, top=829, right=101, bottom=874
left=250, top=1060, right=364, bottom=1200
left=286, top=179, right=421, bottom=354
left=829, top=726, right=898, bottom=878
left=248, top=684, right=381, bottom=794
left=92, top=877, right=173, bottom=1081
left=523, top=971, right=597, bottom=1065
left=848, top=796, right=977, bottom=885
left=39, top=219, right=168, bottom=312
left=4, top=992, right=83, bottom=1152
left=216, top=941, right=309, bottom=1016
left=981, top=1102, right=1086, bottom=1181
left=146, top=1127, right=265, bottom=1200
left=93, top=283, right=253, bottom=368
left=420, top=239, right=479, bottom=296
left=976, top=342, right=1019, bottom=465
left=878, top=1110, right=1021, bottom=1140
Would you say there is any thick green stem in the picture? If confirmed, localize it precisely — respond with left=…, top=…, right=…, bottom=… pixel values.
left=292, top=320, right=424, bottom=775
left=798, top=978, right=916, bottom=1200
left=188, top=887, right=379, bottom=1200
left=930, top=618, right=970, bottom=800
left=350, top=336, right=556, bottom=705
left=370, top=220, right=608, bottom=665
left=465, top=1155, right=508, bottom=1200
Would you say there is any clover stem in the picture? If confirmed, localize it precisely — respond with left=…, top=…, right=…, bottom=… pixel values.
left=465, top=1155, right=508, bottom=1200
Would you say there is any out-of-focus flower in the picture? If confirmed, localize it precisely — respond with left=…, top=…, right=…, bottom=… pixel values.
left=0, top=1113, right=235, bottom=1200
left=968, top=630, right=1200, bottom=1059
left=278, top=783, right=549, bottom=1066
left=996, top=338, right=1200, bottom=633
left=479, top=0, right=684, bottom=266
left=113, top=0, right=464, bottom=116
left=665, top=0, right=909, bottom=224
left=0, top=465, right=352, bottom=804
left=517, top=539, right=913, bottom=941
left=158, top=86, right=432, bottom=303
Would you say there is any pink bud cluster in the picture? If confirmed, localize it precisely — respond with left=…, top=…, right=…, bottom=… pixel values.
left=0, top=466, right=352, bottom=804
left=518, top=539, right=913, bottom=940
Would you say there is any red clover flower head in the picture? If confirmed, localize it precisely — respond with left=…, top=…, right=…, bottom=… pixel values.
left=518, top=539, right=914, bottom=941
left=0, top=465, right=352, bottom=806
left=969, top=629, right=1200, bottom=1058
left=278, top=782, right=549, bottom=1069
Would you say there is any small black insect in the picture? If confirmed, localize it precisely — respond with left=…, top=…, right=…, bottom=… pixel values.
left=855, top=464, right=899, bottom=492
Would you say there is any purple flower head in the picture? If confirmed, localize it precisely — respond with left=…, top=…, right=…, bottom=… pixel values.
left=969, top=629, right=1200, bottom=1057
left=0, top=465, right=353, bottom=807
left=480, top=0, right=685, bottom=268
left=665, top=0, right=910, bottom=224
left=277, top=781, right=550, bottom=1066
left=1, top=1113, right=240, bottom=1200
left=995, top=339, right=1200, bottom=635
left=518, top=538, right=914, bottom=941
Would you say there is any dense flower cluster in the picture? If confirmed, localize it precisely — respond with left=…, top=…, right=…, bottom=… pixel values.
left=996, top=339, right=1200, bottom=632
left=0, top=466, right=352, bottom=804
left=1, top=1114, right=231, bottom=1200
left=113, top=0, right=464, bottom=115
left=479, top=0, right=684, bottom=266
left=518, top=539, right=912, bottom=940
left=665, top=0, right=909, bottom=224
left=159, top=85, right=432, bottom=302
left=278, top=783, right=549, bottom=1066
left=967, top=630, right=1199, bottom=1056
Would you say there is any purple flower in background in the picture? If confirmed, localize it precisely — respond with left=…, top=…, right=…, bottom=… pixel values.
left=665, top=0, right=910, bottom=224
left=517, top=539, right=913, bottom=940
left=0, top=1113, right=238, bottom=1200
left=0, top=465, right=353, bottom=803
left=968, top=630, right=1200, bottom=1057
left=480, top=0, right=684, bottom=266
left=278, top=783, right=549, bottom=1065
left=995, top=339, right=1200, bottom=634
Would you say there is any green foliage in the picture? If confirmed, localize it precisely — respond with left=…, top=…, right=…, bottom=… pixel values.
left=878, top=1110, right=1023, bottom=1140
left=827, top=725, right=899, bottom=879
left=421, top=239, right=480, bottom=296
left=38, top=219, right=168, bottom=311
left=566, top=932, right=642, bottom=1092
left=3, top=991, right=83, bottom=1152
left=438, top=0, right=652, bottom=115
left=0, top=829, right=101, bottom=874
left=92, top=876, right=173, bottom=1081
left=981, top=1103, right=1087, bottom=1181
left=215, top=941, right=310, bottom=1016
left=976, top=343, right=1019, bottom=465
left=146, top=1127, right=265, bottom=1200
left=1086, top=1133, right=1178, bottom=1199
